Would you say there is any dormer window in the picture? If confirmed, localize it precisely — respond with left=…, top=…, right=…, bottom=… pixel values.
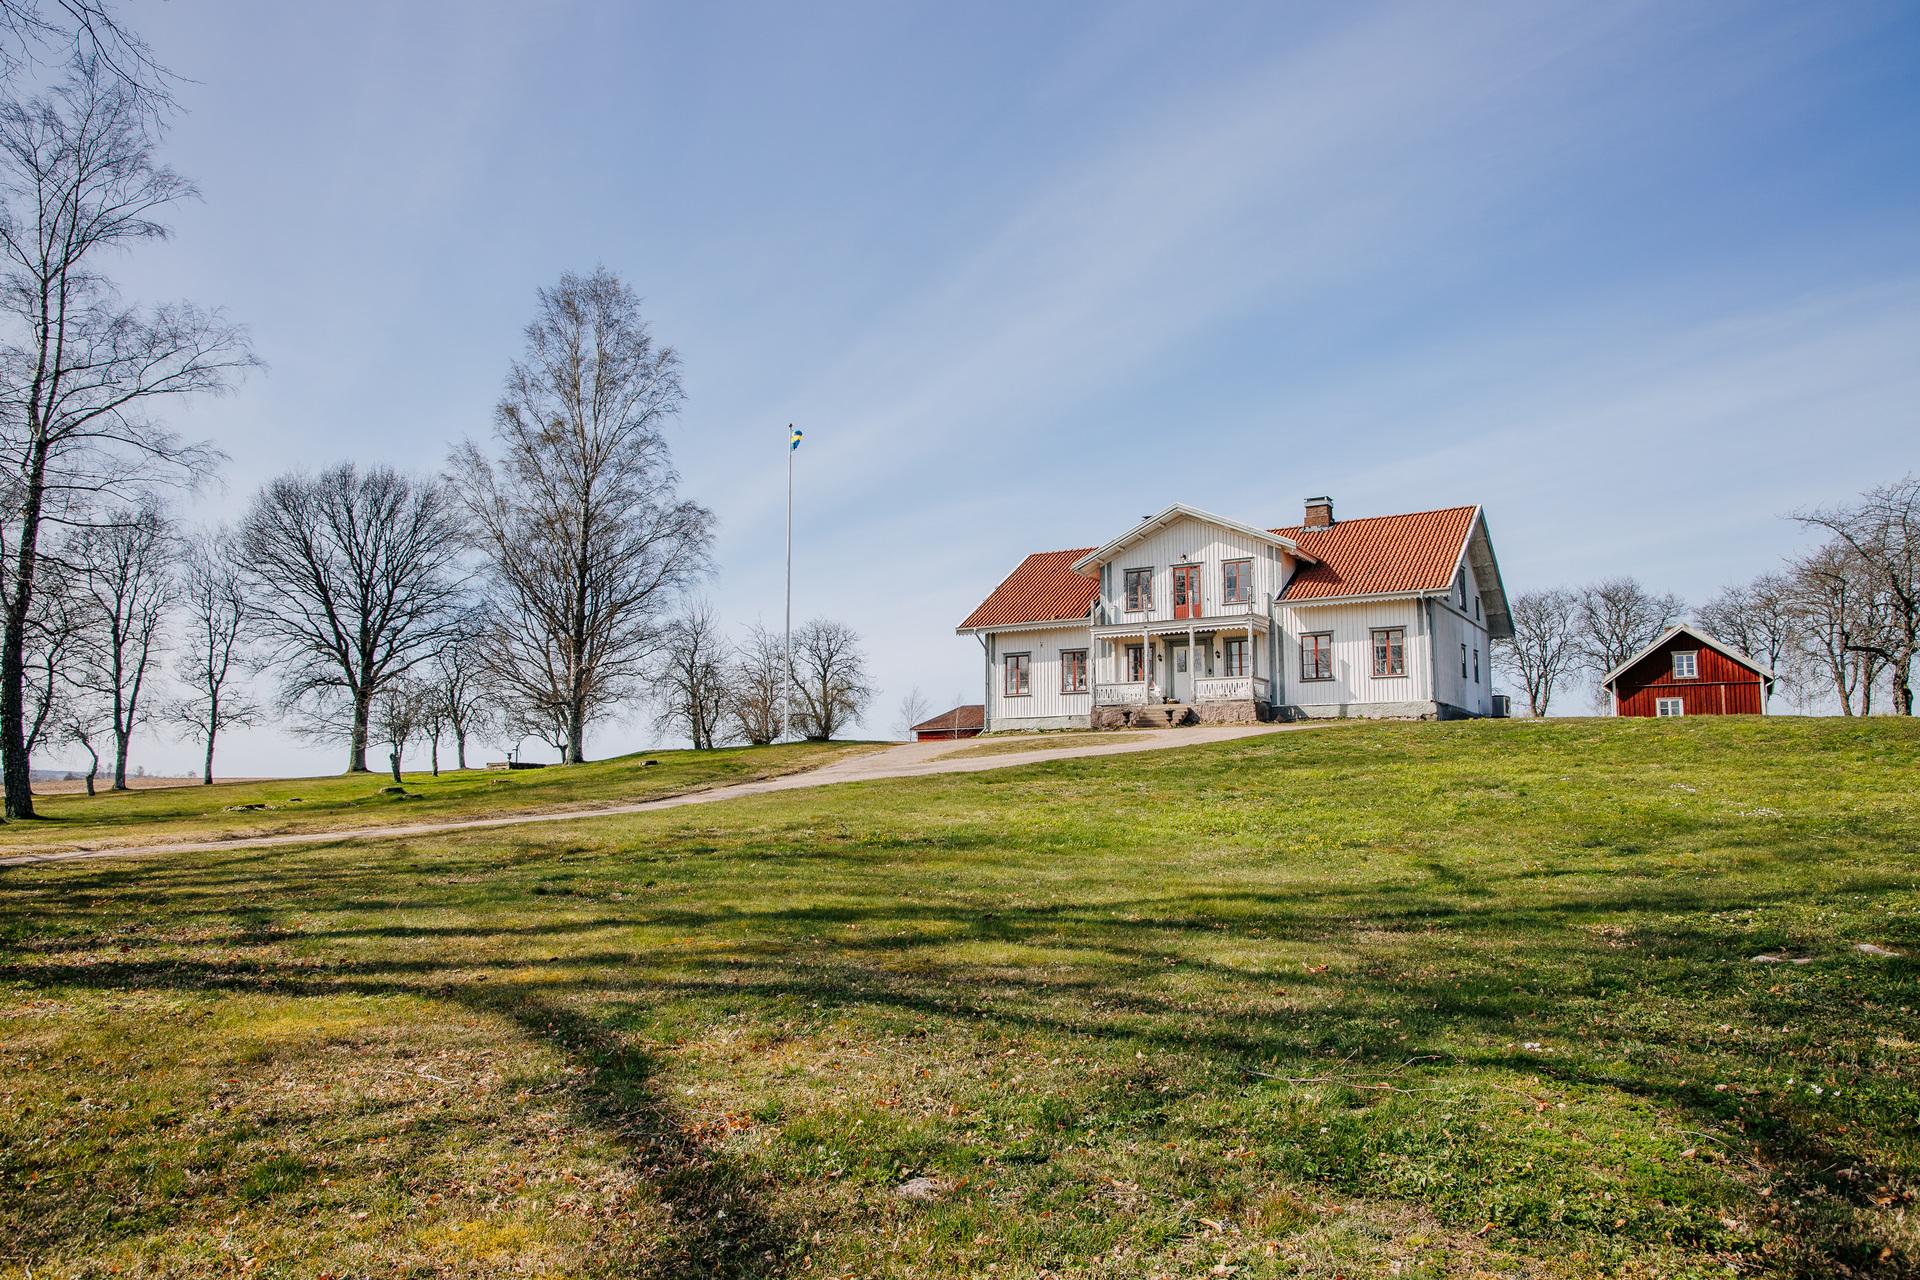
left=1672, top=650, right=1698, bottom=679
left=1124, top=568, right=1152, bottom=612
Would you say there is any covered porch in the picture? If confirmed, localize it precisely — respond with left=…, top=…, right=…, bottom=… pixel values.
left=1090, top=613, right=1271, bottom=713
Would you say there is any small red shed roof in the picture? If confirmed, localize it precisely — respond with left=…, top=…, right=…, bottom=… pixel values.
left=1601, top=624, right=1775, bottom=690
left=911, top=704, right=985, bottom=734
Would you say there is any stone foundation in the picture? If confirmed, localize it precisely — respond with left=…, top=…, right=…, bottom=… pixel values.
left=1090, top=705, right=1133, bottom=730
left=1192, top=699, right=1261, bottom=724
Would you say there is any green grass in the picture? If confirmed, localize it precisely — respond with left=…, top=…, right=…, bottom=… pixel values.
left=0, top=740, right=874, bottom=854
left=943, top=731, right=1148, bottom=758
left=1, top=717, right=1917, bottom=1279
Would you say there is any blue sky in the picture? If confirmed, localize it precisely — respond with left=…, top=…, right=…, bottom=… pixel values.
left=91, top=1, right=1920, bottom=773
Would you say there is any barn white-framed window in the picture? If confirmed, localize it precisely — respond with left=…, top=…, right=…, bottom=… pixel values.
left=1655, top=696, right=1685, bottom=717
left=1223, top=636, right=1249, bottom=677
left=1672, top=650, right=1698, bottom=679
left=1221, top=558, right=1252, bottom=606
left=1061, top=648, right=1088, bottom=693
left=1371, top=627, right=1405, bottom=677
left=1300, top=632, right=1334, bottom=681
left=1124, top=568, right=1152, bottom=612
left=1004, top=652, right=1031, bottom=697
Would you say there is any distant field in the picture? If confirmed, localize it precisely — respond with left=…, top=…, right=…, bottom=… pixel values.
left=0, top=741, right=873, bottom=854
left=1, top=718, right=1916, bottom=1278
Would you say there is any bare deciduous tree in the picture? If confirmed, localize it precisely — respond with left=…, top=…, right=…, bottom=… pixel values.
left=55, top=687, right=104, bottom=794
left=0, top=4, right=171, bottom=105
left=653, top=600, right=734, bottom=751
left=1795, top=475, right=1919, bottom=715
left=0, top=63, right=251, bottom=817
left=893, top=686, right=931, bottom=740
left=161, top=528, right=256, bottom=783
left=1576, top=576, right=1684, bottom=707
left=1697, top=573, right=1797, bottom=709
left=370, top=678, right=431, bottom=785
left=68, top=502, right=172, bottom=790
left=20, top=543, right=79, bottom=759
left=1494, top=588, right=1580, bottom=717
left=425, top=627, right=490, bottom=770
left=1784, top=541, right=1887, bottom=715
left=449, top=268, right=713, bottom=764
left=238, top=464, right=466, bottom=773
left=789, top=618, right=872, bottom=741
left=729, top=622, right=786, bottom=746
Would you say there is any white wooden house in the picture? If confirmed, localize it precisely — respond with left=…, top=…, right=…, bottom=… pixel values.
left=956, top=497, right=1512, bottom=730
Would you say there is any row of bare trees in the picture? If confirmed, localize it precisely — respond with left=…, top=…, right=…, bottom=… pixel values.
left=1496, top=475, right=1920, bottom=717
left=652, top=606, right=874, bottom=749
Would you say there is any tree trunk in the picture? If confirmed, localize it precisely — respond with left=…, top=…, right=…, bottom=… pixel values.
left=112, top=722, right=131, bottom=791
left=348, top=686, right=372, bottom=772
left=388, top=749, right=402, bottom=784
left=203, top=730, right=216, bottom=785
left=566, top=697, right=586, bottom=764
left=1, top=443, right=51, bottom=820
left=430, top=736, right=440, bottom=776
left=453, top=725, right=467, bottom=770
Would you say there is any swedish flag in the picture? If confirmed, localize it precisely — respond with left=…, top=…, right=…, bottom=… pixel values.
left=789, top=426, right=803, bottom=451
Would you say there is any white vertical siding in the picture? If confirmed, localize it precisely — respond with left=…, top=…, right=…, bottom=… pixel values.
left=987, top=625, right=1095, bottom=725
left=1096, top=517, right=1296, bottom=624
left=1276, top=600, right=1432, bottom=708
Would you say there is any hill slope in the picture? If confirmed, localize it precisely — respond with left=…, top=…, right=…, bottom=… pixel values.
left=2, top=718, right=1916, bottom=1278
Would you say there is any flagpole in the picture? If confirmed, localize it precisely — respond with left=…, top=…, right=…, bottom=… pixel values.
left=783, top=425, right=794, bottom=742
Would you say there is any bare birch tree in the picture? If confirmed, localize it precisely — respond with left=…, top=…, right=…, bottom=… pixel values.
left=238, top=464, right=466, bottom=773
left=0, top=3, right=170, bottom=105
left=68, top=501, right=171, bottom=789
left=653, top=600, right=734, bottom=750
left=1697, top=573, right=1797, bottom=708
left=789, top=618, right=872, bottom=741
left=1785, top=541, right=1889, bottom=715
left=1494, top=588, right=1580, bottom=717
left=0, top=63, right=251, bottom=817
left=370, top=677, right=428, bottom=784
left=425, top=627, right=489, bottom=770
left=1795, top=475, right=1919, bottom=715
left=162, top=528, right=256, bottom=783
left=449, top=268, right=713, bottom=764
left=1576, top=577, right=1684, bottom=706
left=729, top=622, right=786, bottom=746
left=893, top=686, right=931, bottom=740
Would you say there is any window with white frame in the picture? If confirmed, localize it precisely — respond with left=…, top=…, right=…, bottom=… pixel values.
left=1061, top=648, right=1088, bottom=693
left=1124, top=568, right=1152, bottom=612
left=1672, top=650, right=1698, bottom=679
left=1655, top=696, right=1684, bottom=717
left=1004, top=652, right=1030, bottom=697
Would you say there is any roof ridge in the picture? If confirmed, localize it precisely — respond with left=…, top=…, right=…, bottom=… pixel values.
left=1271, top=503, right=1478, bottom=532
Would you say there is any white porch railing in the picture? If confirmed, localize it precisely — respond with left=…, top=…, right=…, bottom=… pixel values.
left=1094, top=682, right=1150, bottom=707
left=1193, top=675, right=1270, bottom=703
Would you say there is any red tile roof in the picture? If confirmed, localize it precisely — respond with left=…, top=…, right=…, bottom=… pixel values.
left=957, top=546, right=1098, bottom=629
left=1273, top=505, right=1478, bottom=601
left=958, top=506, right=1482, bottom=628
left=911, top=704, right=985, bottom=734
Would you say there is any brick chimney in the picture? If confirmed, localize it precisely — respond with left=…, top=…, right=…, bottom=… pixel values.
left=1303, top=495, right=1334, bottom=529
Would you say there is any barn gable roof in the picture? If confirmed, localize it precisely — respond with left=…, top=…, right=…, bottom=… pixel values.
left=911, top=704, right=985, bottom=734
left=1601, top=624, right=1776, bottom=690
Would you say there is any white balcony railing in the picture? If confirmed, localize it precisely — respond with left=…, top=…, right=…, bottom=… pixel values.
left=1193, top=675, right=1270, bottom=703
left=1094, top=682, right=1150, bottom=706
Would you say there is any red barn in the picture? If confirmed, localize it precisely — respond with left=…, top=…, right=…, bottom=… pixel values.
left=1602, top=624, right=1774, bottom=717
left=911, top=704, right=985, bottom=741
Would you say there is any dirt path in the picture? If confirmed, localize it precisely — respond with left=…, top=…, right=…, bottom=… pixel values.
left=0, top=723, right=1305, bottom=869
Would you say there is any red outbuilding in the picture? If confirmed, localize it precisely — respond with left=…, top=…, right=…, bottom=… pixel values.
left=911, top=704, right=985, bottom=741
left=1602, top=624, right=1774, bottom=717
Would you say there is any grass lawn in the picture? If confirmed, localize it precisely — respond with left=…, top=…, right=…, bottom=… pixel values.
left=0, top=741, right=875, bottom=855
left=944, top=731, right=1148, bottom=758
left=2, top=718, right=1917, bottom=1278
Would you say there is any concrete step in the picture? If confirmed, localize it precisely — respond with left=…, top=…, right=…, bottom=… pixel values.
left=1127, top=703, right=1194, bottom=728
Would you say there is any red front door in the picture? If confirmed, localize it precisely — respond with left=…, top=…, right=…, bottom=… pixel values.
left=1172, top=564, right=1201, bottom=619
